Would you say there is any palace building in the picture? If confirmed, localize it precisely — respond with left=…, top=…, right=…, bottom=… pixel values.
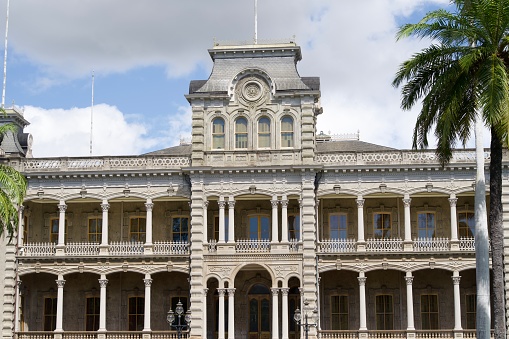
left=0, top=39, right=505, bottom=339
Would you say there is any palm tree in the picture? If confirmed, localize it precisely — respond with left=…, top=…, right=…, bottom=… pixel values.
left=392, top=0, right=509, bottom=338
left=0, top=118, right=27, bottom=240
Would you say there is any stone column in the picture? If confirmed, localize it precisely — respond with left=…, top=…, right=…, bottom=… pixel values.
left=218, top=197, right=226, bottom=244
left=55, top=276, right=66, bottom=332
left=227, top=288, right=235, bottom=339
left=404, top=272, right=415, bottom=330
left=98, top=275, right=108, bottom=331
left=299, top=199, right=303, bottom=241
left=356, top=197, right=365, bottom=250
left=203, top=201, right=209, bottom=244
left=358, top=272, right=367, bottom=331
left=281, top=287, right=290, bottom=339
left=452, top=271, right=462, bottom=331
left=403, top=196, right=413, bottom=251
left=57, top=202, right=67, bottom=247
left=143, top=275, right=152, bottom=331
left=145, top=200, right=153, bottom=245
left=17, top=206, right=25, bottom=247
left=228, top=198, right=235, bottom=243
left=449, top=195, right=459, bottom=250
left=14, top=280, right=21, bottom=332
left=218, top=288, right=226, bottom=339
left=271, top=288, right=279, bottom=339
left=281, top=196, right=289, bottom=243
left=203, top=288, right=208, bottom=339
left=271, top=196, right=279, bottom=243
left=100, top=201, right=110, bottom=254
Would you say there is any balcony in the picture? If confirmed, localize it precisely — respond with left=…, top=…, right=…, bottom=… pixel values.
left=19, top=241, right=190, bottom=257
left=319, top=330, right=493, bottom=339
left=16, top=332, right=188, bottom=339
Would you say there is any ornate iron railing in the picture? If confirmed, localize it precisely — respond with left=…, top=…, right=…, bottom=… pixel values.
left=21, top=243, right=56, bottom=256
left=366, top=238, right=403, bottom=252
left=109, top=241, right=144, bottom=256
left=413, top=238, right=450, bottom=252
left=153, top=241, right=189, bottom=255
left=235, top=239, right=270, bottom=252
left=319, top=239, right=357, bottom=253
left=65, top=242, right=100, bottom=256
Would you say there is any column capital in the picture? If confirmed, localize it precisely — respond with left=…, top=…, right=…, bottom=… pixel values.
left=218, top=201, right=226, bottom=208
left=227, top=288, right=236, bottom=296
left=145, top=203, right=154, bottom=211
left=100, top=203, right=110, bottom=211
left=357, top=277, right=367, bottom=286
left=280, top=199, right=289, bottom=208
left=449, top=198, right=458, bottom=206
left=271, top=287, right=280, bottom=296
left=228, top=200, right=236, bottom=208
left=402, top=198, right=412, bottom=207
left=280, top=287, right=290, bottom=296
left=19, top=205, right=25, bottom=213
left=298, top=287, right=304, bottom=296
left=452, top=276, right=461, bottom=285
left=143, top=278, right=153, bottom=287
left=98, top=279, right=109, bottom=288
left=404, top=276, right=414, bottom=285
left=203, top=288, right=209, bottom=296
left=204, top=201, right=209, bottom=209
left=57, top=204, right=67, bottom=212
left=356, top=199, right=365, bottom=208
left=271, top=199, right=279, bottom=208
left=56, top=279, right=66, bottom=288
left=217, top=288, right=226, bottom=297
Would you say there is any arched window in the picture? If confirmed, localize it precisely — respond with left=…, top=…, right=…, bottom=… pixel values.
left=281, top=116, right=294, bottom=147
left=258, top=117, right=271, bottom=148
left=212, top=118, right=225, bottom=149
left=235, top=117, right=248, bottom=149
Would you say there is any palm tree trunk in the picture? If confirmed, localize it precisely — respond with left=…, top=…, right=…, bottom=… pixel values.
left=475, top=115, right=490, bottom=339
left=489, top=127, right=505, bottom=339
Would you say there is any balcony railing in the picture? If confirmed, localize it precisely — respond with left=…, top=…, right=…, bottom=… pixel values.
left=109, top=242, right=144, bottom=255
left=22, top=243, right=56, bottom=256
left=236, top=239, right=270, bottom=252
left=153, top=241, right=189, bottom=255
left=366, top=238, right=403, bottom=252
left=413, top=238, right=449, bottom=252
left=16, top=332, right=189, bottom=339
left=319, top=330, right=493, bottom=339
left=459, top=237, right=475, bottom=251
left=65, top=242, right=100, bottom=256
left=319, top=239, right=357, bottom=253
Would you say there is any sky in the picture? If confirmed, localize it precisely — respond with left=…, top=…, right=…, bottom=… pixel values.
left=0, top=0, right=478, bottom=158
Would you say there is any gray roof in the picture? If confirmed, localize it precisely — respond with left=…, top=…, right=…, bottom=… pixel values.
left=144, top=140, right=395, bottom=157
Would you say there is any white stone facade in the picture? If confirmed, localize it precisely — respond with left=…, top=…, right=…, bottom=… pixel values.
left=0, top=41, right=506, bottom=339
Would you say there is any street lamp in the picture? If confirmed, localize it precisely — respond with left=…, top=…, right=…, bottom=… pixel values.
left=167, top=300, right=191, bottom=339
left=293, top=307, right=318, bottom=339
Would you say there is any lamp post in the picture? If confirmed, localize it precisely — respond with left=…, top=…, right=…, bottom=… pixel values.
left=293, top=307, right=318, bottom=339
left=167, top=300, right=191, bottom=339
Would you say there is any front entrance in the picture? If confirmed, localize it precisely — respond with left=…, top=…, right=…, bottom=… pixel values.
left=248, top=284, right=271, bottom=339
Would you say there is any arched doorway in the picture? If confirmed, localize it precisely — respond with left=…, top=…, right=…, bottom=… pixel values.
left=248, top=284, right=271, bottom=339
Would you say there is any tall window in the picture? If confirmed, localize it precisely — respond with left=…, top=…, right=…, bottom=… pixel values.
left=128, top=297, right=144, bottom=331
left=172, top=217, right=190, bottom=242
left=86, top=297, right=100, bottom=331
left=465, top=294, right=476, bottom=329
left=458, top=211, right=475, bottom=237
left=213, top=216, right=229, bottom=242
left=375, top=295, right=394, bottom=330
left=331, top=295, right=349, bottom=330
left=373, top=213, right=391, bottom=238
left=212, top=118, right=225, bottom=149
left=329, top=213, right=348, bottom=240
left=281, top=116, right=294, bottom=147
left=130, top=217, right=146, bottom=242
left=417, top=212, right=435, bottom=238
left=249, top=216, right=270, bottom=240
left=258, top=117, right=271, bottom=148
left=235, top=117, right=248, bottom=149
left=288, top=215, right=300, bottom=241
left=43, top=297, right=57, bottom=331
left=420, top=294, right=439, bottom=329
left=88, top=217, right=102, bottom=242
left=50, top=218, right=66, bottom=243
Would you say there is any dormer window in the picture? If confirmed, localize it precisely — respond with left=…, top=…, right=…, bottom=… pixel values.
left=212, top=118, right=225, bottom=149
left=281, top=116, right=294, bottom=147
left=235, top=117, right=248, bottom=149
left=258, top=117, right=271, bottom=148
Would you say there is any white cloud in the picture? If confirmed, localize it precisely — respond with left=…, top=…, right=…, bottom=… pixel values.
left=23, top=104, right=160, bottom=157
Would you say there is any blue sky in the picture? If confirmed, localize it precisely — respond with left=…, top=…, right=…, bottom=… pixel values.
left=0, top=0, right=461, bottom=158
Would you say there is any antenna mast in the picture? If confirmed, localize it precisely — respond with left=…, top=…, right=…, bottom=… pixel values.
left=254, top=0, right=258, bottom=44
left=2, top=0, right=10, bottom=108
left=90, top=71, right=94, bottom=156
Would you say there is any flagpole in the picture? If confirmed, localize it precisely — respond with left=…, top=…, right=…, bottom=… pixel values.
left=254, top=0, right=257, bottom=44
left=90, top=71, right=94, bottom=155
left=2, top=0, right=10, bottom=108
